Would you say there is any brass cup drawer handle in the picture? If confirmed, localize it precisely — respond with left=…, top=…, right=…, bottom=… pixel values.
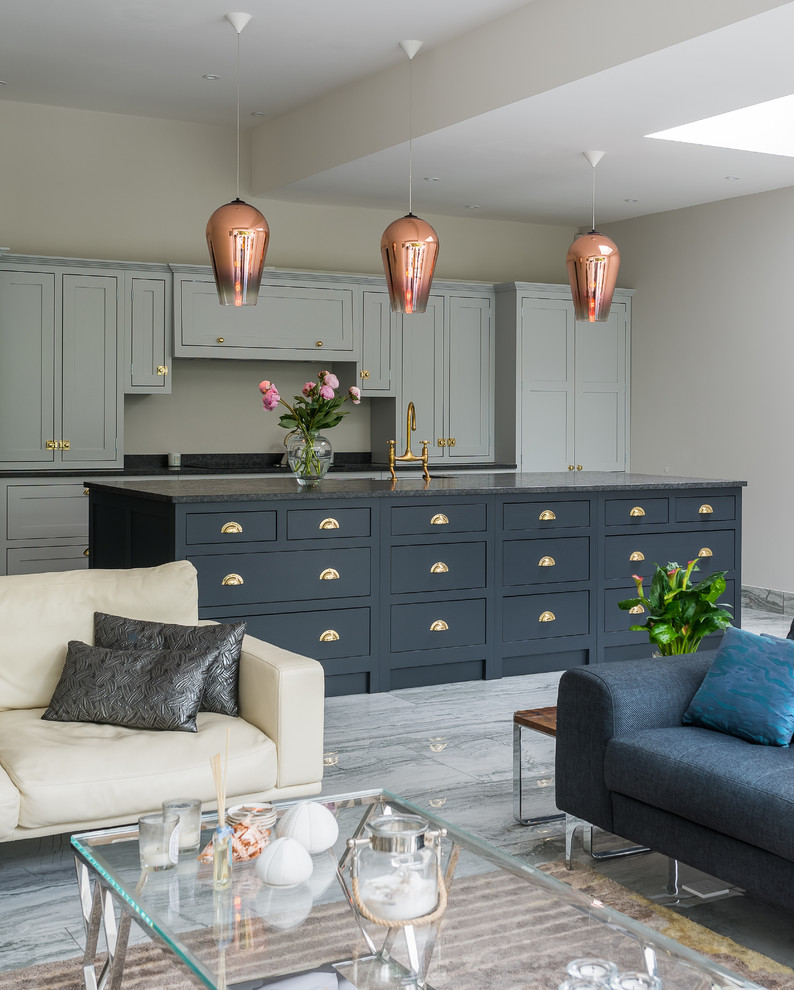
left=629, top=551, right=645, bottom=562
left=430, top=513, right=449, bottom=526
left=430, top=561, right=449, bottom=574
left=629, top=604, right=645, bottom=614
left=83, top=548, right=90, bottom=556
left=221, top=521, right=243, bottom=534
left=430, top=619, right=449, bottom=632
left=221, top=573, right=244, bottom=586
left=83, top=487, right=90, bottom=495
left=699, top=504, right=714, bottom=514
left=319, top=629, right=340, bottom=642
left=539, top=611, right=556, bottom=622
left=538, top=556, right=556, bottom=567
left=629, top=506, right=646, bottom=517
left=320, top=568, right=340, bottom=580
left=539, top=509, right=556, bottom=521
left=319, top=517, right=340, bottom=530
left=698, top=547, right=713, bottom=557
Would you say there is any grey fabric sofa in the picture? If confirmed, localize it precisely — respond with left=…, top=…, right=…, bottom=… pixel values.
left=555, top=654, right=794, bottom=914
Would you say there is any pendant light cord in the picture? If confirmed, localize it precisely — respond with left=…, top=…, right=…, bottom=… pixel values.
left=235, top=29, right=241, bottom=200
left=408, top=54, right=414, bottom=216
left=591, top=163, right=596, bottom=231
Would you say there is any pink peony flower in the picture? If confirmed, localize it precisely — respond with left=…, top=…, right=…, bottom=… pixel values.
left=262, top=386, right=280, bottom=410
left=348, top=386, right=361, bottom=404
left=258, top=380, right=272, bottom=394
left=319, top=385, right=335, bottom=400
left=320, top=371, right=339, bottom=390
left=302, top=381, right=316, bottom=397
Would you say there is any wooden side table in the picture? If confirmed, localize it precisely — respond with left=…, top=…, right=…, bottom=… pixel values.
left=512, top=706, right=564, bottom=826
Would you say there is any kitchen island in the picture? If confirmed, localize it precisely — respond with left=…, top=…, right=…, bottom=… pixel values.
left=88, top=472, right=744, bottom=694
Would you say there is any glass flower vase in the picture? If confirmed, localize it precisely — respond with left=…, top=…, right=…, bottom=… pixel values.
left=286, top=431, right=333, bottom=487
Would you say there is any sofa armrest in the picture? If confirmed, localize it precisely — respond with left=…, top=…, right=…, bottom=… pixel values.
left=236, top=634, right=325, bottom=790
left=554, top=653, right=714, bottom=830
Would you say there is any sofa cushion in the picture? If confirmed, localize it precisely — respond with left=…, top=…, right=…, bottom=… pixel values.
left=0, top=561, right=200, bottom=713
left=42, top=640, right=217, bottom=732
left=0, top=765, right=20, bottom=840
left=94, top=613, right=246, bottom=717
left=0, top=708, right=277, bottom=830
left=604, top=726, right=794, bottom=861
left=682, top=626, right=794, bottom=746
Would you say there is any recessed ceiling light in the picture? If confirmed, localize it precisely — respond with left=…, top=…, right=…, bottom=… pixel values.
left=250, top=111, right=267, bottom=117
left=465, top=204, right=480, bottom=210
left=647, top=93, right=794, bottom=157
left=203, top=73, right=220, bottom=81
left=424, top=176, right=440, bottom=182
left=724, top=175, right=741, bottom=181
left=0, top=81, right=7, bottom=86
left=624, top=198, right=638, bottom=203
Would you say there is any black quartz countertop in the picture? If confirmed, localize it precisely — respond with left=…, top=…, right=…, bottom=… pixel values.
left=84, top=472, right=747, bottom=503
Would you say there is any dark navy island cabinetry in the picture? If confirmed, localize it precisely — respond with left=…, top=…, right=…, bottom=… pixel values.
left=87, top=474, right=744, bottom=696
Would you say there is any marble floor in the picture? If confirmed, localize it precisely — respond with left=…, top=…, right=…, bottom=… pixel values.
left=1, top=609, right=793, bottom=976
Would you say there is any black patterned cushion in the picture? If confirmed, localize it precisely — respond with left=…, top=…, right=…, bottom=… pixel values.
left=93, top=613, right=246, bottom=717
left=42, top=640, right=215, bottom=732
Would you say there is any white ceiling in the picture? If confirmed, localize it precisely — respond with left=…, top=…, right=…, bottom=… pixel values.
left=4, top=0, right=794, bottom=225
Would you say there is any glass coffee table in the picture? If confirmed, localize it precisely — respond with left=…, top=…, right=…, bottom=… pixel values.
left=71, top=789, right=763, bottom=990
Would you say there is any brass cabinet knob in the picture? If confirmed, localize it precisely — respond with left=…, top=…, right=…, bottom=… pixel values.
left=699, top=504, right=714, bottom=514
left=630, top=506, right=646, bottom=517
left=698, top=547, right=713, bottom=557
left=221, top=573, right=244, bottom=586
left=538, top=556, right=556, bottom=567
left=629, top=550, right=645, bottom=561
left=449, top=438, right=456, bottom=447
left=319, top=517, right=340, bottom=530
left=83, top=488, right=90, bottom=495
left=576, top=464, right=582, bottom=471
left=320, top=568, right=340, bottom=580
left=430, top=561, right=449, bottom=573
left=539, top=610, right=556, bottom=622
left=429, top=619, right=449, bottom=632
left=430, top=513, right=449, bottom=525
left=538, top=509, right=556, bottom=521
left=360, top=370, right=370, bottom=380
left=83, top=548, right=90, bottom=556
left=315, top=340, right=323, bottom=347
left=220, top=521, right=243, bottom=534
left=156, top=365, right=168, bottom=376
left=46, top=440, right=57, bottom=449
left=568, top=465, right=575, bottom=471
left=629, top=604, right=645, bottom=614
left=62, top=440, right=71, bottom=450
left=437, top=438, right=447, bottom=447
left=319, top=629, right=340, bottom=642
left=217, top=337, right=224, bottom=343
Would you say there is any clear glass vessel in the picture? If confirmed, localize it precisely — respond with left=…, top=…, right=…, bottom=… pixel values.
left=286, top=430, right=333, bottom=487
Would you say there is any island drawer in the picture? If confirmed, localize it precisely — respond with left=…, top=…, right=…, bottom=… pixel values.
left=390, top=598, right=486, bottom=652
left=390, top=502, right=486, bottom=536
left=502, top=590, right=589, bottom=642
left=502, top=536, right=589, bottom=586
left=244, top=606, right=371, bottom=659
left=602, top=530, right=735, bottom=579
left=604, top=497, right=669, bottom=526
left=190, top=547, right=371, bottom=606
left=675, top=495, right=736, bottom=523
left=184, top=509, right=276, bottom=545
left=390, top=542, right=486, bottom=593
left=503, top=499, right=590, bottom=531
left=286, top=506, right=371, bottom=540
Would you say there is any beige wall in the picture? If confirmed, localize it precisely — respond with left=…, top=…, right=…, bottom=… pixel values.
left=0, top=99, right=574, bottom=457
left=605, top=187, right=794, bottom=593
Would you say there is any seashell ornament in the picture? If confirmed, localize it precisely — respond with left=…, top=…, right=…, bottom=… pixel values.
left=255, top=836, right=313, bottom=886
left=276, top=801, right=339, bottom=854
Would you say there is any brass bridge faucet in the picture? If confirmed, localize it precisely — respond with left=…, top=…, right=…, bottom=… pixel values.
left=388, top=401, right=431, bottom=482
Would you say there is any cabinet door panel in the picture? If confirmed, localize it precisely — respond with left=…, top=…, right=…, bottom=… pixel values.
left=446, top=295, right=492, bottom=459
left=399, top=297, right=444, bottom=453
left=503, top=536, right=590, bottom=586
left=502, top=590, right=589, bottom=642
left=391, top=541, right=486, bottom=593
left=361, top=291, right=394, bottom=394
left=128, top=275, right=171, bottom=393
left=7, top=483, right=88, bottom=540
left=0, top=271, right=56, bottom=464
left=61, top=274, right=119, bottom=463
left=7, top=545, right=89, bottom=574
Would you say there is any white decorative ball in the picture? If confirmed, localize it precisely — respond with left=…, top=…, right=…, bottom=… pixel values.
left=255, top=836, right=313, bottom=886
left=276, top=802, right=339, bottom=854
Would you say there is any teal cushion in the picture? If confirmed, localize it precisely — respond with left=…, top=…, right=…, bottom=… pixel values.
left=682, top=626, right=794, bottom=746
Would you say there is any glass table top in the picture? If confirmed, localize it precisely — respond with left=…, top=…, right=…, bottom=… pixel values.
left=71, top=789, right=762, bottom=990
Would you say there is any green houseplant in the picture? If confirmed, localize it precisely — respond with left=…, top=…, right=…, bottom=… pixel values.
left=618, top=559, right=733, bottom=655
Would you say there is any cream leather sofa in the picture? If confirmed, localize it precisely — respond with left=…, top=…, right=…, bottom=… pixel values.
left=0, top=561, right=325, bottom=841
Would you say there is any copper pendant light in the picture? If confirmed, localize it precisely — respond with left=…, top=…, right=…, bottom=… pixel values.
left=566, top=151, right=620, bottom=323
left=206, top=12, right=269, bottom=307
left=380, top=40, right=439, bottom=315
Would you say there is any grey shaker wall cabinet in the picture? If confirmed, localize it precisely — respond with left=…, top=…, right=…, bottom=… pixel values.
left=124, top=267, right=173, bottom=394
left=86, top=474, right=743, bottom=695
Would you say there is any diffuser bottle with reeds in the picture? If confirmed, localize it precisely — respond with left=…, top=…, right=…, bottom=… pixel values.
left=211, top=735, right=233, bottom=891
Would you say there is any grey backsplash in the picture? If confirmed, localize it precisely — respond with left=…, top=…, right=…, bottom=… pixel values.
left=742, top=585, right=794, bottom=617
